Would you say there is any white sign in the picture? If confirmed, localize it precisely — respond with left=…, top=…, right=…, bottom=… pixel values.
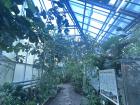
left=99, top=69, right=119, bottom=105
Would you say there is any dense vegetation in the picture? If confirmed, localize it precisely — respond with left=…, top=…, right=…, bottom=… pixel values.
left=0, top=0, right=140, bottom=105
left=0, top=0, right=71, bottom=104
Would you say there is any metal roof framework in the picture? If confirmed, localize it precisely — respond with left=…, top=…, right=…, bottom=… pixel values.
left=29, top=0, right=140, bottom=43
left=62, top=0, right=140, bottom=42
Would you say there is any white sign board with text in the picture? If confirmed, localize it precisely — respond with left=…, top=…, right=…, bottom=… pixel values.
left=99, top=69, right=119, bottom=105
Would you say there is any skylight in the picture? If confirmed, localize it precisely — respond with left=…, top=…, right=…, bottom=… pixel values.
left=89, top=26, right=100, bottom=34
left=91, top=12, right=107, bottom=22
left=93, top=6, right=110, bottom=13
left=17, top=0, right=140, bottom=42
left=33, top=0, right=52, bottom=11
left=90, top=21, right=102, bottom=29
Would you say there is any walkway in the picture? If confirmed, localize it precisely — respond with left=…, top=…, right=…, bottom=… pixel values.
left=47, top=84, right=87, bottom=105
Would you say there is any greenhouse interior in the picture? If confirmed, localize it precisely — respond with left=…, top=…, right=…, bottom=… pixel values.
left=0, top=0, right=140, bottom=105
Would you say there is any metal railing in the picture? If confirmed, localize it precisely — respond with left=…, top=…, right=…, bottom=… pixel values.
left=12, top=79, right=40, bottom=89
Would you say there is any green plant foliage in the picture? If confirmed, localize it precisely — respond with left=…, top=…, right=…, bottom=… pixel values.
left=101, top=36, right=120, bottom=52
left=121, top=24, right=140, bottom=56
left=1, top=0, right=12, bottom=8
left=67, top=60, right=84, bottom=93
left=1, top=0, right=140, bottom=104
left=86, top=84, right=101, bottom=105
left=63, top=57, right=101, bottom=105
left=0, top=82, right=52, bottom=105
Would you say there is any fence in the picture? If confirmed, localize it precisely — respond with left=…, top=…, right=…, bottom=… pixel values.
left=0, top=55, right=15, bottom=85
left=0, top=54, right=41, bottom=86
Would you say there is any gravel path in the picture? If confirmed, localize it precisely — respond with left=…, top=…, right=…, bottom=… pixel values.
left=47, top=84, right=86, bottom=105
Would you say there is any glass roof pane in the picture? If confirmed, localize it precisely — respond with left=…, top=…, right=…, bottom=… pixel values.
left=114, top=21, right=128, bottom=28
left=104, top=18, right=115, bottom=31
left=70, top=0, right=85, bottom=5
left=89, top=26, right=100, bottom=34
left=117, top=18, right=132, bottom=24
left=120, top=14, right=135, bottom=20
left=90, top=20, right=103, bottom=29
left=126, top=4, right=140, bottom=13
left=93, top=9, right=109, bottom=16
left=74, top=12, right=105, bottom=23
left=69, top=0, right=140, bottom=41
left=69, top=28, right=80, bottom=36
left=83, top=24, right=88, bottom=31
left=75, top=14, right=83, bottom=26
left=93, top=6, right=110, bottom=13
left=116, top=1, right=128, bottom=11
left=109, top=30, right=120, bottom=36
left=91, top=12, right=107, bottom=22
left=89, top=33, right=97, bottom=38
left=84, top=17, right=90, bottom=24
left=104, top=25, right=110, bottom=32
left=70, top=2, right=84, bottom=13
left=83, top=30, right=86, bottom=33
left=33, top=0, right=52, bottom=11
left=65, top=14, right=74, bottom=26
left=97, top=32, right=106, bottom=41
left=79, top=22, right=82, bottom=27
left=85, top=7, right=93, bottom=16
left=130, top=0, right=140, bottom=4
left=90, top=18, right=104, bottom=23
left=83, top=24, right=88, bottom=30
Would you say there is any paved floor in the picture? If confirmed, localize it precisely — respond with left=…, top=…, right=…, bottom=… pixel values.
left=47, top=84, right=86, bottom=105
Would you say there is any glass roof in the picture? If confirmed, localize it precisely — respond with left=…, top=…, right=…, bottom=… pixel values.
left=19, top=0, right=140, bottom=42
left=31, top=0, right=81, bottom=39
left=68, top=0, right=140, bottom=42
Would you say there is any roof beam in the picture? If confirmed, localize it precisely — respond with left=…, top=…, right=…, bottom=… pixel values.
left=82, top=0, right=87, bottom=30
left=95, top=11, right=114, bottom=40
left=79, top=21, right=118, bottom=36
left=79, top=0, right=139, bottom=18
left=70, top=1, right=138, bottom=20
left=63, top=0, right=87, bottom=41
left=63, top=1, right=82, bottom=34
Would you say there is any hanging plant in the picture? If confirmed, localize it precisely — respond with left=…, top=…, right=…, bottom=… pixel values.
left=46, top=22, right=54, bottom=30
left=41, top=9, right=47, bottom=19
left=25, top=8, right=34, bottom=19
left=64, top=28, right=69, bottom=35
left=35, top=6, right=39, bottom=13
left=0, top=2, right=14, bottom=28
left=62, top=18, right=69, bottom=27
left=56, top=15, right=63, bottom=27
left=48, top=15, right=54, bottom=20
left=16, top=16, right=31, bottom=27
left=27, top=31, right=39, bottom=44
left=10, top=4, right=20, bottom=15
left=33, top=17, right=45, bottom=29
